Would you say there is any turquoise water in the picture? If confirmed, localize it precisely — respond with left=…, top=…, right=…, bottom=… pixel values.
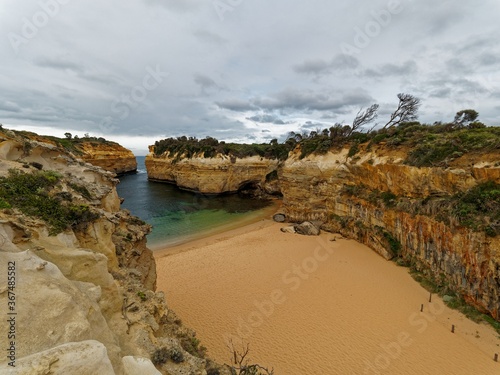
left=116, top=156, right=274, bottom=248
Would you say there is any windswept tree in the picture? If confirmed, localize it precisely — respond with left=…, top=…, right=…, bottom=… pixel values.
left=383, top=93, right=421, bottom=129
left=453, top=109, right=479, bottom=127
left=349, top=104, right=379, bottom=135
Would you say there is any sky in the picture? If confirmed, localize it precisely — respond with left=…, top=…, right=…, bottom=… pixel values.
left=1, top=0, right=499, bottom=155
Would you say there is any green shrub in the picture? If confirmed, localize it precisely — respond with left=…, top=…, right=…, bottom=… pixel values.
left=347, top=143, right=359, bottom=158
left=0, top=169, right=98, bottom=235
left=169, top=348, right=184, bottom=363
left=151, top=348, right=169, bottom=366
left=0, top=198, right=11, bottom=209
left=137, top=291, right=147, bottom=301
left=68, top=183, right=93, bottom=199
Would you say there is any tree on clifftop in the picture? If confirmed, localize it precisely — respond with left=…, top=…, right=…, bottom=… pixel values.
left=349, top=103, right=379, bottom=135
left=453, top=109, right=479, bottom=128
left=383, top=93, right=421, bottom=129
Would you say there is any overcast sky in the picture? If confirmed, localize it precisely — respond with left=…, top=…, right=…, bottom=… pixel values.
left=1, top=0, right=499, bottom=155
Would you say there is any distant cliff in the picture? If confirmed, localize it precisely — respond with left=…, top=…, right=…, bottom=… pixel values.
left=0, top=128, right=228, bottom=375
left=3, top=130, right=138, bottom=175
left=146, top=148, right=281, bottom=195
left=146, top=125, right=500, bottom=321
left=76, top=140, right=137, bottom=175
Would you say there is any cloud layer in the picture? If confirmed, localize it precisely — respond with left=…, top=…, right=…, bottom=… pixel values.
left=1, top=0, right=499, bottom=154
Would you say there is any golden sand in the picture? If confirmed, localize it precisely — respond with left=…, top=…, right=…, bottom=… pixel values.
left=155, top=221, right=500, bottom=375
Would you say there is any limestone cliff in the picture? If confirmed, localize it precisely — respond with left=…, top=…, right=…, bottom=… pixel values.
left=146, top=148, right=281, bottom=195
left=1, top=130, right=137, bottom=175
left=0, top=129, right=228, bottom=375
left=280, top=144, right=500, bottom=320
left=76, top=141, right=137, bottom=175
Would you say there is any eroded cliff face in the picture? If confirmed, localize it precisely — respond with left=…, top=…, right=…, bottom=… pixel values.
left=77, top=141, right=137, bottom=175
left=146, top=150, right=281, bottom=194
left=280, top=145, right=500, bottom=320
left=0, top=130, right=227, bottom=375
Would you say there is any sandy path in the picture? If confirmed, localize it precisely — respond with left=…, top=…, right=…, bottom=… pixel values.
left=155, top=221, right=500, bottom=375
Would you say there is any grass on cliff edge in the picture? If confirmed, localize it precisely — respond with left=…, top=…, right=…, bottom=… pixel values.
left=150, top=123, right=500, bottom=164
left=0, top=169, right=99, bottom=235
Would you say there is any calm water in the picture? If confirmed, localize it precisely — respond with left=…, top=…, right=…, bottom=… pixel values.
left=116, top=156, right=273, bottom=248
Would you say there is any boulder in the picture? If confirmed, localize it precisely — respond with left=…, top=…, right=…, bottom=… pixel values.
left=280, top=226, right=296, bottom=234
left=122, top=356, right=161, bottom=375
left=293, top=221, right=321, bottom=236
left=0, top=340, right=115, bottom=375
left=273, top=213, right=286, bottom=222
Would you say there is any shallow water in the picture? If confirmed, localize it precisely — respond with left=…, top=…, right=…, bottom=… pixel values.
left=116, top=156, right=274, bottom=248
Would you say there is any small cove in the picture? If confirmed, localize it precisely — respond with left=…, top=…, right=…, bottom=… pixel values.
left=116, top=156, right=276, bottom=248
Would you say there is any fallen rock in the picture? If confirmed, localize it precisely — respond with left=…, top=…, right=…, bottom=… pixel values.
left=294, top=221, right=320, bottom=236
left=273, top=213, right=286, bottom=222
left=0, top=340, right=115, bottom=375
left=122, top=356, right=161, bottom=375
left=280, top=226, right=296, bottom=233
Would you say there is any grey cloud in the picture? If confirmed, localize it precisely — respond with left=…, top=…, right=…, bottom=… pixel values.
left=246, top=114, right=287, bottom=125
left=35, top=58, right=84, bottom=73
left=0, top=101, right=21, bottom=113
left=294, top=54, right=360, bottom=76
left=193, top=30, right=228, bottom=45
left=194, top=74, right=219, bottom=92
left=143, top=0, right=202, bottom=12
left=429, top=87, right=452, bottom=98
left=363, top=61, right=417, bottom=78
left=215, top=99, right=256, bottom=112
left=218, top=88, right=374, bottom=114
left=477, top=53, right=498, bottom=66
left=266, top=88, right=373, bottom=111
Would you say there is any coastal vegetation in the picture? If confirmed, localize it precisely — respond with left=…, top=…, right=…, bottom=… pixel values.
left=2, top=128, right=119, bottom=155
left=0, top=169, right=99, bottom=235
left=153, top=136, right=292, bottom=161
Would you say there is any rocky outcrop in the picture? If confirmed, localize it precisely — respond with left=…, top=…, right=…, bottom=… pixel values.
left=279, top=146, right=500, bottom=320
left=146, top=150, right=280, bottom=195
left=0, top=129, right=229, bottom=375
left=0, top=341, right=116, bottom=375
left=77, top=141, right=137, bottom=175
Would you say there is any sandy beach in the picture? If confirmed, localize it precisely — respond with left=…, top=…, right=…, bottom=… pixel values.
left=155, top=220, right=500, bottom=375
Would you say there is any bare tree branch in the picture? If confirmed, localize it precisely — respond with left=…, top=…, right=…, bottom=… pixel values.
left=383, top=93, right=421, bottom=129
left=349, top=104, right=379, bottom=135
left=226, top=340, right=274, bottom=375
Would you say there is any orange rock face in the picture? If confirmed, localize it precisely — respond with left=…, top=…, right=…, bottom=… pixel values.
left=78, top=142, right=137, bottom=175
left=280, top=147, right=500, bottom=320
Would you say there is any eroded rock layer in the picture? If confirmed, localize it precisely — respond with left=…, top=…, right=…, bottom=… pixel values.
left=78, top=141, right=137, bottom=175
left=146, top=150, right=280, bottom=195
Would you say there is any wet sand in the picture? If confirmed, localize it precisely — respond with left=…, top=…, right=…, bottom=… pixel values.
left=155, top=221, right=500, bottom=375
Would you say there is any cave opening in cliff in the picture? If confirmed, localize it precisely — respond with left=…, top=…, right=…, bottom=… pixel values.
left=238, top=180, right=262, bottom=198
